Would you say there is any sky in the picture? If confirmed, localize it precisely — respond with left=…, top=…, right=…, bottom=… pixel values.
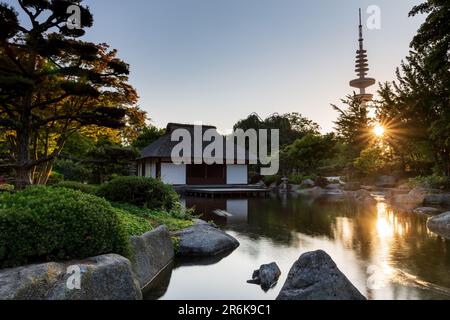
left=9, top=0, right=425, bottom=133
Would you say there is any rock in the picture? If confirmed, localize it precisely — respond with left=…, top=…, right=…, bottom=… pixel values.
left=247, top=262, right=281, bottom=291
left=424, top=194, right=445, bottom=205
left=343, top=182, right=361, bottom=191
left=277, top=250, right=366, bottom=300
left=0, top=254, right=142, bottom=300
left=413, top=207, right=441, bottom=215
left=427, top=212, right=450, bottom=239
left=297, top=186, right=324, bottom=197
left=347, top=189, right=376, bottom=204
left=326, top=184, right=342, bottom=190
left=300, top=179, right=315, bottom=189
left=173, top=223, right=240, bottom=257
left=129, top=226, right=174, bottom=289
left=376, top=176, right=397, bottom=188
left=269, top=182, right=279, bottom=190
left=392, top=188, right=426, bottom=207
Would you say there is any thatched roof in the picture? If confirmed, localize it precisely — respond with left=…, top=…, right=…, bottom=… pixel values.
left=138, top=123, right=255, bottom=162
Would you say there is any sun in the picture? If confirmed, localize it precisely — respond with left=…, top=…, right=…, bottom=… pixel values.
left=373, top=124, right=385, bottom=137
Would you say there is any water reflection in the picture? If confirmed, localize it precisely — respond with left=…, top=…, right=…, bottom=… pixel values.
left=146, top=194, right=450, bottom=300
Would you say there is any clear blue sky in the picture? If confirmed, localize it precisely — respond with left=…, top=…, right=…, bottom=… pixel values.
left=10, top=0, right=425, bottom=133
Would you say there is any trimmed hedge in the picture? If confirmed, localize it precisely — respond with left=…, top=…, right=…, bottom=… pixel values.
left=0, top=187, right=129, bottom=269
left=97, top=176, right=179, bottom=211
left=56, top=181, right=99, bottom=194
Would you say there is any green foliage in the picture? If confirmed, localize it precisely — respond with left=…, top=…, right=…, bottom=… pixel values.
left=354, top=145, right=386, bottom=176
left=54, top=159, right=92, bottom=183
left=263, top=175, right=282, bottom=186
left=408, top=175, right=450, bottom=190
left=288, top=174, right=317, bottom=185
left=55, top=181, right=99, bottom=195
left=111, top=202, right=194, bottom=232
left=132, top=126, right=166, bottom=151
left=0, top=184, right=14, bottom=192
left=97, top=176, right=179, bottom=211
left=234, top=112, right=320, bottom=147
left=172, top=236, right=181, bottom=254
left=46, top=171, right=65, bottom=185
left=283, top=133, right=337, bottom=175
left=0, top=187, right=129, bottom=268
left=115, top=209, right=153, bottom=237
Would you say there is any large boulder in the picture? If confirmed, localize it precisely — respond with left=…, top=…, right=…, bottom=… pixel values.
left=173, top=223, right=239, bottom=257
left=391, top=188, right=427, bottom=207
left=277, top=250, right=366, bottom=300
left=0, top=254, right=142, bottom=300
left=424, top=194, right=445, bottom=205
left=247, top=262, right=282, bottom=291
left=427, top=212, right=450, bottom=239
left=129, top=226, right=174, bottom=289
left=376, top=176, right=397, bottom=188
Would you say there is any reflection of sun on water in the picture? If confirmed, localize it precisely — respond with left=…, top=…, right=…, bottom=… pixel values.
left=376, top=202, right=394, bottom=239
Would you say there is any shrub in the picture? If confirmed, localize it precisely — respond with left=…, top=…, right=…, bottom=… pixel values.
left=263, top=175, right=282, bottom=186
left=54, top=159, right=92, bottom=182
left=56, top=181, right=98, bottom=194
left=0, top=184, right=14, bottom=192
left=46, top=171, right=64, bottom=185
left=288, top=174, right=317, bottom=185
left=0, top=187, right=129, bottom=268
left=97, top=176, right=179, bottom=211
left=409, top=175, right=450, bottom=190
left=115, top=208, right=153, bottom=237
left=314, top=176, right=329, bottom=188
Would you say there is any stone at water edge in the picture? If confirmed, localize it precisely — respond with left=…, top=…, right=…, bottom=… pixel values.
left=129, top=225, right=174, bottom=289
left=413, top=207, right=441, bottom=215
left=0, top=254, right=142, bottom=300
left=300, top=179, right=315, bottom=189
left=427, top=212, right=450, bottom=239
left=247, top=262, right=282, bottom=291
left=173, top=223, right=240, bottom=257
left=277, top=250, right=366, bottom=300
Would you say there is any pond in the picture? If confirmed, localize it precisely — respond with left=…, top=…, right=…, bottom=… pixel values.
left=144, top=193, right=450, bottom=300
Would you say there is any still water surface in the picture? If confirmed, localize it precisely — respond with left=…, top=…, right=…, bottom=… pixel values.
left=145, top=193, right=450, bottom=300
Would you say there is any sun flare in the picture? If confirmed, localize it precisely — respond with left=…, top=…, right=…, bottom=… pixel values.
left=373, top=124, right=385, bottom=137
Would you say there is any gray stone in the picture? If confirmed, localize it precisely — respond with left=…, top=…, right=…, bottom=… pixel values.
left=424, top=194, right=445, bottom=205
left=326, top=184, right=342, bottom=190
left=129, top=226, right=174, bottom=289
left=376, top=176, right=397, bottom=188
left=297, top=187, right=324, bottom=197
left=428, top=212, right=450, bottom=239
left=248, top=262, right=282, bottom=291
left=392, top=188, right=427, bottom=207
left=173, top=223, right=239, bottom=257
left=413, top=207, right=441, bottom=215
left=277, top=250, right=366, bottom=300
left=0, top=254, right=142, bottom=300
left=301, top=179, right=315, bottom=189
left=344, top=182, right=361, bottom=191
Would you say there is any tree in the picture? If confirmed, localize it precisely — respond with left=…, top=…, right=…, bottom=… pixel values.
left=132, top=125, right=165, bottom=151
left=282, top=133, right=337, bottom=175
left=332, top=95, right=371, bottom=162
left=375, top=0, right=450, bottom=176
left=234, top=112, right=320, bottom=146
left=0, top=0, right=138, bottom=187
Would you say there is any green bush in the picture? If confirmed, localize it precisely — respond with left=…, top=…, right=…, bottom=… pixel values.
left=97, top=176, right=179, bottom=211
left=0, top=184, right=14, bottom=192
left=115, top=208, right=153, bottom=237
left=111, top=202, right=194, bottom=232
left=56, top=181, right=98, bottom=194
left=263, top=175, right=282, bottom=186
left=288, top=174, right=317, bottom=185
left=409, top=175, right=450, bottom=190
left=0, top=187, right=129, bottom=268
left=47, top=171, right=64, bottom=185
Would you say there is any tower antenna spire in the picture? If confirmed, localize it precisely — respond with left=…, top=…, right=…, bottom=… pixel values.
left=350, top=9, right=376, bottom=104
